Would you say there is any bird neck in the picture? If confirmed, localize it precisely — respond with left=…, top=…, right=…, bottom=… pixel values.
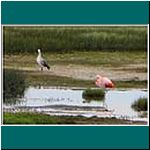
left=38, top=52, right=41, bottom=57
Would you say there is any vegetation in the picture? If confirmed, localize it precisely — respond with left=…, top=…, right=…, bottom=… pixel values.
left=3, top=26, right=147, bottom=54
left=26, top=73, right=93, bottom=87
left=2, top=68, right=147, bottom=89
left=114, top=80, right=147, bottom=89
left=131, top=97, right=147, bottom=112
left=82, top=88, right=105, bottom=100
left=3, top=69, right=27, bottom=103
left=3, top=27, right=147, bottom=89
left=4, top=50, right=147, bottom=67
left=3, top=112, right=147, bottom=124
left=3, top=26, right=148, bottom=125
left=3, top=50, right=147, bottom=89
left=3, top=68, right=147, bottom=89
left=25, top=73, right=147, bottom=89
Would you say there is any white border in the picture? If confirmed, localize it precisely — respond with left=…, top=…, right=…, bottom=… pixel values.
left=0, top=2, right=1, bottom=148
left=147, top=24, right=149, bottom=125
left=1, top=24, right=149, bottom=127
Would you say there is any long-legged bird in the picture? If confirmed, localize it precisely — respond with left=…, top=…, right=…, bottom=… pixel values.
left=36, top=49, right=50, bottom=71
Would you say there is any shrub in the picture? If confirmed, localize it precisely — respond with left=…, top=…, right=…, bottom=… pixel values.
left=82, top=88, right=105, bottom=101
left=3, top=69, right=26, bottom=102
left=131, top=97, right=147, bottom=112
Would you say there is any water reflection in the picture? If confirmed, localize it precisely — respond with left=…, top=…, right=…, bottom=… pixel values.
left=82, top=95, right=105, bottom=103
left=137, top=111, right=147, bottom=118
left=82, top=95, right=105, bottom=105
left=4, top=98, right=21, bottom=105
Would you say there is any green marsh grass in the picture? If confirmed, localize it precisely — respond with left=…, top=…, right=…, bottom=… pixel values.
left=82, top=88, right=105, bottom=100
left=3, top=112, right=147, bottom=124
left=3, top=69, right=27, bottom=103
left=3, top=26, right=147, bottom=54
left=4, top=51, right=147, bottom=68
left=131, top=97, right=147, bottom=112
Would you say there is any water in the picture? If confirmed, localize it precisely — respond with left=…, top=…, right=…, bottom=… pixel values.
left=4, top=86, right=148, bottom=120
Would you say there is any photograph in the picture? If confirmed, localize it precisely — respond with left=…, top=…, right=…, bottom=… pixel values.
left=2, top=25, right=148, bottom=125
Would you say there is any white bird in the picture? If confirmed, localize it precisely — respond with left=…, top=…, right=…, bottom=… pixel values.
left=36, top=49, right=50, bottom=71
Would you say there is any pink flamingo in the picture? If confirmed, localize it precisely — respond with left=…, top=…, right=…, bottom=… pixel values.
left=95, top=75, right=115, bottom=89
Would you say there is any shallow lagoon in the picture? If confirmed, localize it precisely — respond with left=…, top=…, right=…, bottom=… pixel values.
left=4, top=86, right=147, bottom=121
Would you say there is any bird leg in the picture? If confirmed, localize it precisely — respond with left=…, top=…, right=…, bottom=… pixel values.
left=40, top=67, right=43, bottom=71
left=39, top=67, right=42, bottom=71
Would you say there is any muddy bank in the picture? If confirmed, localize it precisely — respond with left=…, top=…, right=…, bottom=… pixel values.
left=5, top=63, right=147, bottom=81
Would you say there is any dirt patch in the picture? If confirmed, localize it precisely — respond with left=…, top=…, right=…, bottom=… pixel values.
left=52, top=64, right=147, bottom=81
left=5, top=63, right=147, bottom=81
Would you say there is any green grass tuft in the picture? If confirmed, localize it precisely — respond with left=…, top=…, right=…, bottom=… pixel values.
left=82, top=88, right=105, bottom=100
left=131, top=97, right=147, bottom=112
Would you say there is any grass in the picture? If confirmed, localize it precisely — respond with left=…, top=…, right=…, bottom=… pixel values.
left=114, top=80, right=147, bottom=89
left=82, top=88, right=105, bottom=100
left=26, top=72, right=147, bottom=88
left=3, top=112, right=147, bottom=125
left=26, top=73, right=93, bottom=87
left=114, top=67, right=147, bottom=73
left=3, top=68, right=147, bottom=89
left=131, top=97, right=147, bottom=111
left=3, top=50, right=147, bottom=89
left=4, top=51, right=147, bottom=67
left=3, top=69, right=26, bottom=101
left=3, top=26, right=147, bottom=54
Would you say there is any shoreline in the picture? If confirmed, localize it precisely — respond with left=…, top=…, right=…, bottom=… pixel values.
left=3, top=111, right=147, bottom=125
